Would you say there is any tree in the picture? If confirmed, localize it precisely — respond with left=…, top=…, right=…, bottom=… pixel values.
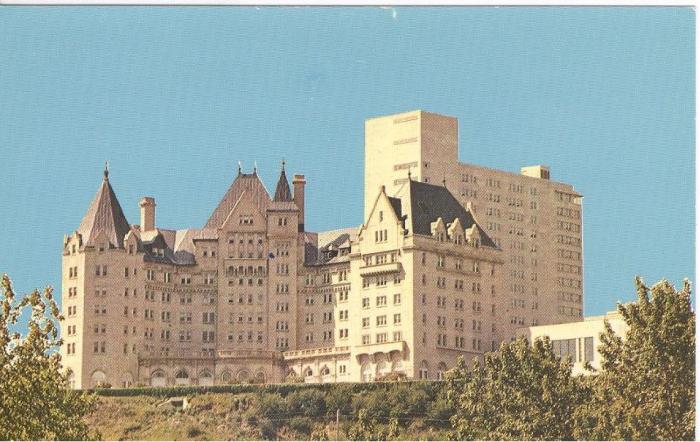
left=0, top=274, right=96, bottom=440
left=577, top=277, right=695, bottom=440
left=447, top=336, right=590, bottom=440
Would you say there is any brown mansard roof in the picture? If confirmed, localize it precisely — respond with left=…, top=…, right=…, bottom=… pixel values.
left=406, top=180, right=498, bottom=248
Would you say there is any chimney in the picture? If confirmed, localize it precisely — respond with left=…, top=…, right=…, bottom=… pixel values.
left=139, top=197, right=156, bottom=232
left=292, top=174, right=306, bottom=232
left=521, top=165, right=550, bottom=180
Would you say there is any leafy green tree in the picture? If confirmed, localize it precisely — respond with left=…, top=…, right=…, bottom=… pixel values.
left=347, top=408, right=382, bottom=441
left=0, top=274, right=97, bottom=440
left=576, top=277, right=695, bottom=440
left=447, top=336, right=590, bottom=440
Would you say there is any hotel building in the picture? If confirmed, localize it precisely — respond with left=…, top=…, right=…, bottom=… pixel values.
left=60, top=110, right=582, bottom=388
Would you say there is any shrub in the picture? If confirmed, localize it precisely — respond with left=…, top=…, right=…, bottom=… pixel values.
left=185, top=425, right=202, bottom=438
left=287, top=388, right=326, bottom=417
left=288, top=416, right=313, bottom=435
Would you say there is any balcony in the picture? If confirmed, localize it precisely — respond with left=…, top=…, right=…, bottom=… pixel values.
left=283, top=346, right=350, bottom=361
left=359, top=262, right=402, bottom=277
left=353, top=340, right=406, bottom=363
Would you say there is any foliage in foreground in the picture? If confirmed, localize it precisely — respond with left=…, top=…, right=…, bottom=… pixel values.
left=446, top=336, right=590, bottom=440
left=0, top=275, right=96, bottom=440
left=446, top=277, right=695, bottom=441
left=580, top=277, right=695, bottom=440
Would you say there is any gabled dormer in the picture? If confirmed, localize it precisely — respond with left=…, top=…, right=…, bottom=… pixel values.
left=123, top=230, right=140, bottom=255
left=430, top=217, right=447, bottom=241
left=358, top=185, right=406, bottom=250
left=447, top=217, right=464, bottom=244
left=221, top=191, right=268, bottom=233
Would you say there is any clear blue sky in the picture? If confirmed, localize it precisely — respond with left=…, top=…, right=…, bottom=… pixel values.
left=0, top=7, right=694, bottom=317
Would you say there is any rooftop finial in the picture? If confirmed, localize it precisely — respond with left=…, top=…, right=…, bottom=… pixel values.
left=104, top=161, right=109, bottom=180
left=253, top=161, right=258, bottom=174
left=281, top=159, right=286, bottom=171
left=442, top=175, right=447, bottom=187
left=407, top=167, right=412, bottom=181
left=238, top=161, right=242, bottom=175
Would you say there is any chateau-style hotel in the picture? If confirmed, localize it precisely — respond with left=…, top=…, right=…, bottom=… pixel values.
left=61, top=110, right=583, bottom=388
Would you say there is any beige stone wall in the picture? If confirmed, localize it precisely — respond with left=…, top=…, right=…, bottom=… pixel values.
left=365, top=110, right=584, bottom=345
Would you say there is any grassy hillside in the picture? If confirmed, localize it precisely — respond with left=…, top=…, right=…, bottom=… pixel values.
left=85, top=382, right=453, bottom=440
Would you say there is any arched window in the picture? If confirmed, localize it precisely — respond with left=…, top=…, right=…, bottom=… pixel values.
left=198, top=370, right=213, bottom=386
left=237, top=370, right=250, bottom=383
left=419, top=361, right=429, bottom=380
left=320, top=366, right=330, bottom=376
left=175, top=369, right=190, bottom=385
left=151, top=369, right=166, bottom=387
left=304, top=367, right=313, bottom=377
left=91, top=370, right=107, bottom=388
left=377, top=354, right=391, bottom=376
left=391, top=354, right=404, bottom=373
left=437, top=362, right=447, bottom=380
left=361, top=363, right=373, bottom=382
left=221, top=371, right=232, bottom=384
left=255, top=371, right=266, bottom=384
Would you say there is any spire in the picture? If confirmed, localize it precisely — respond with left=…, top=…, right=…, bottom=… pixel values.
left=77, top=166, right=131, bottom=248
left=238, top=161, right=242, bottom=176
left=273, top=160, right=293, bottom=202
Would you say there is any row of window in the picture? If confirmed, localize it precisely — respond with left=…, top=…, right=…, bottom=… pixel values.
left=362, top=274, right=402, bottom=288
left=361, top=313, right=401, bottom=327
left=361, top=331, right=402, bottom=345
left=360, top=293, right=401, bottom=308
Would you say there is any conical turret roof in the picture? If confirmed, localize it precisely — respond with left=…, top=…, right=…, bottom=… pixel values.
left=77, top=164, right=131, bottom=248
left=273, top=161, right=293, bottom=202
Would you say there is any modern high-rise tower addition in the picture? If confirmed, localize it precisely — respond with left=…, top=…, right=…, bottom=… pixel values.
left=365, top=110, right=583, bottom=340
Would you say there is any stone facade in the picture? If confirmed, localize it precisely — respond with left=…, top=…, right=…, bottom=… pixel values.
left=365, top=110, right=584, bottom=341
left=60, top=110, right=582, bottom=388
left=517, top=312, right=626, bottom=376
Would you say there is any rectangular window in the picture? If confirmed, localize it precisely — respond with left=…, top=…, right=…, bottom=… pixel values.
left=584, top=337, right=594, bottom=362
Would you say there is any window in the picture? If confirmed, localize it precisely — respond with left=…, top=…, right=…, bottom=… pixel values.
left=362, top=297, right=370, bottom=308
left=393, top=293, right=401, bottom=305
left=362, top=334, right=370, bottom=345
left=362, top=317, right=370, bottom=328
left=584, top=337, right=594, bottom=362
left=376, top=333, right=387, bottom=343
left=376, top=315, right=387, bottom=326
left=393, top=313, right=401, bottom=324
left=376, top=295, right=387, bottom=307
